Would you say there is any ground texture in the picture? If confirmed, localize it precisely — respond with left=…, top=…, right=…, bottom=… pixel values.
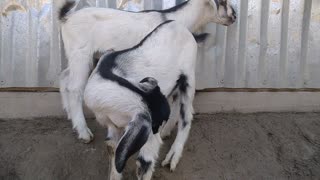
left=1, top=113, right=320, bottom=180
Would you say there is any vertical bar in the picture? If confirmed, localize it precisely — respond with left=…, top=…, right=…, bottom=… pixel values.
left=49, top=0, right=62, bottom=87
left=215, top=26, right=227, bottom=87
left=224, top=2, right=239, bottom=88
left=0, top=10, right=3, bottom=87
left=258, top=0, right=270, bottom=87
left=108, top=0, right=117, bottom=8
left=9, top=13, right=15, bottom=86
left=300, top=0, right=312, bottom=87
left=224, top=28, right=238, bottom=87
left=279, top=0, right=290, bottom=87
left=237, top=0, right=248, bottom=87
left=176, top=0, right=185, bottom=5
left=144, top=0, right=152, bottom=10
left=96, top=0, right=107, bottom=7
left=163, top=0, right=175, bottom=9
left=153, top=0, right=162, bottom=10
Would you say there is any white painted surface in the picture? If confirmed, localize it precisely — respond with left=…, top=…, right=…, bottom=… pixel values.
left=0, top=92, right=319, bottom=119
left=194, top=91, right=320, bottom=113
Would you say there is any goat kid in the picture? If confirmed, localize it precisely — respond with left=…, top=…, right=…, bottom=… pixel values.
left=84, top=21, right=198, bottom=179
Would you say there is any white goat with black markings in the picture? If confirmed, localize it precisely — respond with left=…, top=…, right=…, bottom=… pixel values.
left=57, top=0, right=236, bottom=171
left=84, top=20, right=198, bottom=180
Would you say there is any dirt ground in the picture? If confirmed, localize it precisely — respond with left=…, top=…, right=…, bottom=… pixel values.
left=1, top=113, right=320, bottom=180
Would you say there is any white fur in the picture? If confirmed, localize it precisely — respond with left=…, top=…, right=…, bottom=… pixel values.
left=84, top=22, right=197, bottom=180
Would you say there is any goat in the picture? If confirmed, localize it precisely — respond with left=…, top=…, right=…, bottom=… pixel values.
left=57, top=0, right=236, bottom=170
left=84, top=20, right=198, bottom=180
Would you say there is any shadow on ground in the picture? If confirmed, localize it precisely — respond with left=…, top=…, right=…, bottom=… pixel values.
left=1, top=113, right=320, bottom=180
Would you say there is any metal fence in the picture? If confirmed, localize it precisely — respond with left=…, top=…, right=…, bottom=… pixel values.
left=0, top=0, right=319, bottom=89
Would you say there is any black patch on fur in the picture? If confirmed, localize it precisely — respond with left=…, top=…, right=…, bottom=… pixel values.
left=168, top=74, right=189, bottom=98
left=214, top=0, right=219, bottom=8
left=137, top=156, right=152, bottom=176
left=140, top=77, right=151, bottom=83
left=193, top=33, right=209, bottom=43
left=180, top=103, right=188, bottom=128
left=140, top=0, right=189, bottom=13
left=145, top=86, right=170, bottom=133
left=172, top=93, right=179, bottom=102
left=177, top=74, right=189, bottom=94
left=98, top=21, right=172, bottom=134
left=115, top=113, right=151, bottom=173
left=167, top=74, right=189, bottom=128
left=232, top=8, right=236, bottom=19
left=59, top=1, right=75, bottom=22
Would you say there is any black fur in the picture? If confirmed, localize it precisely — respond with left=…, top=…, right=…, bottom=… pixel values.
left=167, top=74, right=189, bottom=128
left=214, top=0, right=220, bottom=8
left=180, top=103, right=188, bottom=128
left=137, top=157, right=152, bottom=176
left=115, top=113, right=151, bottom=173
left=172, top=93, right=179, bottom=102
left=168, top=74, right=189, bottom=98
left=144, top=85, right=170, bottom=133
left=193, top=33, right=209, bottom=43
left=98, top=21, right=172, bottom=134
left=232, top=8, right=236, bottom=19
left=177, top=74, right=189, bottom=94
left=59, top=1, right=75, bottom=22
left=141, top=0, right=189, bottom=13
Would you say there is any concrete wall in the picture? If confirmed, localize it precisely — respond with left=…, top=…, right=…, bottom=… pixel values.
left=1, top=92, right=319, bottom=119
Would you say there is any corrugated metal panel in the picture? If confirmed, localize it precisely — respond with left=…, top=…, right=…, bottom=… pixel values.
left=0, top=0, right=319, bottom=89
left=196, top=0, right=320, bottom=89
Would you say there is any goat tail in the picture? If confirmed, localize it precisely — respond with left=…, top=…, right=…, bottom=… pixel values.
left=56, top=0, right=76, bottom=22
left=115, top=112, right=152, bottom=173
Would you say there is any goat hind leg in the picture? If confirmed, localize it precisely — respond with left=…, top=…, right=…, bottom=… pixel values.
left=162, top=83, right=195, bottom=171
left=105, top=124, right=123, bottom=180
left=67, top=55, right=93, bottom=143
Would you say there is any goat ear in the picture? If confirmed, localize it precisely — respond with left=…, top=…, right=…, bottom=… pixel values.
left=115, top=113, right=152, bottom=173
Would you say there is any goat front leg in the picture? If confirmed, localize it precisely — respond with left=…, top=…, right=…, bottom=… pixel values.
left=162, top=81, right=195, bottom=171
left=67, top=55, right=93, bottom=143
left=105, top=124, right=123, bottom=180
left=136, top=133, right=162, bottom=180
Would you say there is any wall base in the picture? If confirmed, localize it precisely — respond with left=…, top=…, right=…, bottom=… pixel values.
left=0, top=92, right=319, bottom=119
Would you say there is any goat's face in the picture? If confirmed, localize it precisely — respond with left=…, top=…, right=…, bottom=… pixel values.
left=206, top=0, right=236, bottom=26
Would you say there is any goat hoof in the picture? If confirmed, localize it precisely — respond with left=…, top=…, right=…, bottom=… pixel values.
left=170, top=162, right=177, bottom=172
left=78, top=127, right=94, bottom=143
left=105, top=140, right=116, bottom=151
left=161, top=159, right=170, bottom=167
left=161, top=147, right=182, bottom=172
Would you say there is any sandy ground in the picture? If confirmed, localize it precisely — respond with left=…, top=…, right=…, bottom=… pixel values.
left=0, top=113, right=320, bottom=180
